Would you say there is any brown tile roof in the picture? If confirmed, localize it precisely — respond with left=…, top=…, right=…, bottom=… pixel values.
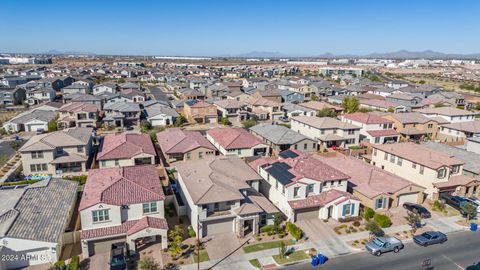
left=207, top=127, right=264, bottom=149
left=288, top=189, right=357, bottom=210
left=433, top=175, right=477, bottom=189
left=299, top=101, right=342, bottom=111
left=156, top=128, right=215, bottom=154
left=97, top=133, right=156, bottom=160
left=81, top=216, right=167, bottom=239
left=342, top=112, right=393, bottom=124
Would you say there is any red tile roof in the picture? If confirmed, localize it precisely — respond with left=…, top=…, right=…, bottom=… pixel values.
left=207, top=127, right=265, bottom=150
left=366, top=129, right=399, bottom=137
left=81, top=216, right=168, bottom=239
left=288, top=189, right=357, bottom=210
left=156, top=128, right=215, bottom=154
left=342, top=112, right=393, bottom=124
left=97, top=133, right=156, bottom=160
left=79, top=165, right=165, bottom=211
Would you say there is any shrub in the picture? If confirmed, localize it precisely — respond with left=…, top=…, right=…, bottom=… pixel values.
left=188, top=226, right=196, bottom=238
left=69, top=256, right=79, bottom=270
left=364, top=207, right=375, bottom=221
left=65, top=175, right=87, bottom=185
left=353, top=221, right=361, bottom=227
left=365, top=221, right=383, bottom=236
left=260, top=224, right=275, bottom=233
left=374, top=213, right=392, bottom=228
left=286, top=221, right=302, bottom=240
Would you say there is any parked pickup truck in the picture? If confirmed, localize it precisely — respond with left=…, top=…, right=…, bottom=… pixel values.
left=365, top=237, right=404, bottom=256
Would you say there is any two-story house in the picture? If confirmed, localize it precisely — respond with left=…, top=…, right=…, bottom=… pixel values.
left=18, top=127, right=93, bottom=175
left=438, top=121, right=480, bottom=142
left=183, top=99, right=218, bottom=124
left=26, top=86, right=56, bottom=105
left=156, top=128, right=216, bottom=164
left=79, top=165, right=168, bottom=257
left=244, top=96, right=283, bottom=121
left=340, top=112, right=399, bottom=144
left=291, top=116, right=361, bottom=148
left=417, top=107, right=477, bottom=123
left=97, top=133, right=157, bottom=168
left=249, top=124, right=317, bottom=154
left=206, top=127, right=269, bottom=157
left=370, top=142, right=473, bottom=199
left=103, top=101, right=141, bottom=127
left=213, top=99, right=250, bottom=122
left=92, top=83, right=117, bottom=95
left=174, top=156, right=279, bottom=238
left=57, top=102, right=99, bottom=129
left=248, top=150, right=360, bottom=222
left=381, top=112, right=448, bottom=141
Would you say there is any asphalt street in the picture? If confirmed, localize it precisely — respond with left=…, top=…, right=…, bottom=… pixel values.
left=283, top=231, right=480, bottom=270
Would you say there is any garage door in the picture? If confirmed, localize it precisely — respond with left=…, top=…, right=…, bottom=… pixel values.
left=202, top=218, right=234, bottom=237
left=27, top=124, right=45, bottom=131
left=295, top=207, right=320, bottom=221
left=88, top=237, right=125, bottom=256
left=151, top=119, right=165, bottom=126
left=398, top=192, right=418, bottom=206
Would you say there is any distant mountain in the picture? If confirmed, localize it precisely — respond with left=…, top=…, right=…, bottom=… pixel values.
left=234, top=51, right=288, bottom=58
left=45, top=49, right=94, bottom=55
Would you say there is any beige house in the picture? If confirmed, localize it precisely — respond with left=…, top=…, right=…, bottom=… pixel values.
left=244, top=96, right=283, bottom=121
left=19, top=127, right=93, bottom=175
left=57, top=102, right=99, bottom=129
left=381, top=112, right=448, bottom=141
left=97, top=133, right=157, bottom=168
left=370, top=142, right=477, bottom=199
left=183, top=99, right=217, bottom=124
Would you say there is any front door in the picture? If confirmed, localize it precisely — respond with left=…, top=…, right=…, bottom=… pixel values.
left=327, top=205, right=333, bottom=219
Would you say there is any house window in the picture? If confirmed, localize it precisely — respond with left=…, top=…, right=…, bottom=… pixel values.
left=342, top=203, right=355, bottom=216
left=397, top=158, right=403, bottom=166
left=114, top=159, right=119, bottom=166
left=321, top=130, right=325, bottom=135
left=307, top=184, right=314, bottom=193
left=373, top=149, right=377, bottom=156
left=294, top=144, right=298, bottom=150
left=31, top=151, right=44, bottom=159
left=384, top=152, right=388, bottom=160
left=199, top=152, right=204, bottom=159
left=100, top=160, right=106, bottom=167
left=348, top=129, right=355, bottom=135
left=30, top=164, right=47, bottom=172
left=143, top=202, right=158, bottom=214
left=92, top=209, right=110, bottom=222
left=452, top=165, right=460, bottom=174
left=390, top=154, right=395, bottom=163
left=427, top=124, right=433, bottom=129
left=304, top=143, right=307, bottom=150
left=437, top=168, right=446, bottom=179
left=374, top=137, right=380, bottom=144
left=237, top=149, right=241, bottom=155
left=56, top=147, right=63, bottom=155
left=77, top=146, right=84, bottom=153
left=186, top=153, right=191, bottom=160
left=375, top=197, right=385, bottom=209
left=293, top=187, right=300, bottom=198
left=420, top=166, right=424, bottom=175
left=412, top=163, right=417, bottom=169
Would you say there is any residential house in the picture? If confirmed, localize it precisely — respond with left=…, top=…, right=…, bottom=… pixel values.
left=385, top=93, right=423, bottom=110
left=57, top=102, right=99, bottom=129
left=18, top=127, right=93, bottom=175
left=144, top=104, right=179, bottom=126
left=206, top=127, right=269, bottom=157
left=386, top=80, right=409, bottom=89
left=318, top=154, right=425, bottom=210
left=438, top=121, right=480, bottom=142
left=62, top=84, right=90, bottom=95
left=176, top=88, right=205, bottom=100
left=92, top=83, right=117, bottom=95
left=0, top=179, right=78, bottom=269
left=340, top=112, right=399, bottom=144
left=381, top=112, right=448, bottom=141
left=96, top=133, right=156, bottom=169
left=282, top=103, right=315, bottom=119
left=291, top=116, right=361, bottom=148
left=79, top=165, right=168, bottom=257
left=298, top=101, right=343, bottom=115
left=249, top=124, right=317, bottom=154
left=63, top=93, right=103, bottom=110
left=103, top=101, right=141, bottom=127
left=0, top=87, right=26, bottom=106
left=279, top=89, right=305, bottom=104
left=253, top=89, right=283, bottom=103
left=467, top=137, right=480, bottom=155
left=417, top=107, right=476, bottom=123
left=183, top=99, right=217, bottom=124
left=248, top=150, right=360, bottom=222
left=370, top=142, right=475, bottom=199
left=26, top=87, right=56, bottom=105
left=244, top=96, right=283, bottom=121
left=120, top=89, right=145, bottom=103
left=358, top=98, right=407, bottom=113
left=156, top=128, right=216, bottom=163
left=174, top=156, right=279, bottom=238
left=213, top=99, right=250, bottom=122
left=3, top=109, right=57, bottom=133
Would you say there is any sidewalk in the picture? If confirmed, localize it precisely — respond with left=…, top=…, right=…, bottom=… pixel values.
left=180, top=215, right=467, bottom=270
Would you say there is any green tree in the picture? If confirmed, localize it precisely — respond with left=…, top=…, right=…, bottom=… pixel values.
left=418, top=80, right=426, bottom=84
left=369, top=75, right=381, bottom=82
left=219, top=117, right=231, bottom=126
left=174, top=115, right=188, bottom=127
left=310, top=93, right=319, bottom=101
left=342, top=96, right=360, bottom=114
left=140, top=120, right=152, bottom=132
left=168, top=225, right=184, bottom=258
left=138, top=256, right=160, bottom=270
left=316, top=108, right=336, bottom=118
left=117, top=78, right=126, bottom=83
left=460, top=202, right=477, bottom=222
left=241, top=119, right=257, bottom=129
left=404, top=212, right=422, bottom=234
left=48, top=119, right=58, bottom=132
left=365, top=220, right=382, bottom=236
left=273, top=213, right=283, bottom=234
left=387, top=107, right=395, bottom=113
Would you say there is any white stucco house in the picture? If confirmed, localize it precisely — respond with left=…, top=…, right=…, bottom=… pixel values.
left=206, top=127, right=270, bottom=157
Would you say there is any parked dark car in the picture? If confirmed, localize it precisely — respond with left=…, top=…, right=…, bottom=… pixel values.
left=442, top=195, right=468, bottom=210
left=403, top=203, right=431, bottom=218
left=413, top=231, right=447, bottom=246
left=110, top=243, right=126, bottom=270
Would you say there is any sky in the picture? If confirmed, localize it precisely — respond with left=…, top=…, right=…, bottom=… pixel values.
left=1, top=0, right=479, bottom=56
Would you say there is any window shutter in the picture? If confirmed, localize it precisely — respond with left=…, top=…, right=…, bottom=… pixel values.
left=342, top=204, right=346, bottom=216
left=351, top=203, right=355, bottom=215
left=383, top=197, right=387, bottom=209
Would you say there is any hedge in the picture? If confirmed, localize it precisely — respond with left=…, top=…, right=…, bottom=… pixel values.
left=286, top=221, right=302, bottom=240
left=364, top=207, right=375, bottom=221
left=69, top=256, right=79, bottom=270
left=64, top=175, right=87, bottom=185
left=188, top=225, right=196, bottom=238
left=373, top=213, right=392, bottom=228
left=0, top=180, right=39, bottom=186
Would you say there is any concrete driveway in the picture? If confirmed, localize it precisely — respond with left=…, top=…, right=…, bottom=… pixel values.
left=84, top=252, right=109, bottom=270
left=204, top=232, right=244, bottom=260
left=296, top=219, right=338, bottom=241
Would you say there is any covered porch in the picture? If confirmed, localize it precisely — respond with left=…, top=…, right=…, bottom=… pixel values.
left=50, top=154, right=87, bottom=174
left=319, top=134, right=346, bottom=148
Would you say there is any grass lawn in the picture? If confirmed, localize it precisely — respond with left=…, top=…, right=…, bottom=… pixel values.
left=243, top=240, right=293, bottom=253
left=193, top=250, right=210, bottom=263
left=249, top=259, right=261, bottom=268
left=273, top=250, right=309, bottom=265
